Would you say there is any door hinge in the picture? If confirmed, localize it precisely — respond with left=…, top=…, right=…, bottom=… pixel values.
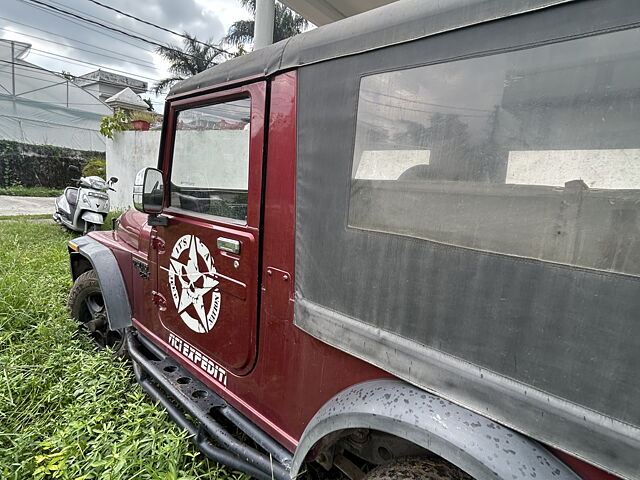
left=150, top=231, right=165, bottom=251
left=152, top=290, right=167, bottom=311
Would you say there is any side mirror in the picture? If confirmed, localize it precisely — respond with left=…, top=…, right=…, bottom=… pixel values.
left=133, top=167, right=164, bottom=214
left=109, top=176, right=119, bottom=185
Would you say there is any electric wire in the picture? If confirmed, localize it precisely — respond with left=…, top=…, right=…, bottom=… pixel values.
left=0, top=58, right=153, bottom=94
left=14, top=0, right=159, bottom=53
left=22, top=0, right=229, bottom=57
left=0, top=26, right=159, bottom=71
left=1, top=63, right=158, bottom=98
left=0, top=13, right=157, bottom=64
left=26, top=48, right=159, bottom=82
left=84, top=0, right=227, bottom=52
left=44, top=0, right=170, bottom=47
left=0, top=59, right=164, bottom=108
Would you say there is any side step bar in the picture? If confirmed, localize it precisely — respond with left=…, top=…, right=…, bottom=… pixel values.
left=127, top=331, right=292, bottom=480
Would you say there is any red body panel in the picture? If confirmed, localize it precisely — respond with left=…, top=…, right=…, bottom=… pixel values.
left=103, top=71, right=620, bottom=480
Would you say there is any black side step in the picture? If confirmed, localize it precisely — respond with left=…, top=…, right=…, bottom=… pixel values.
left=128, top=331, right=292, bottom=480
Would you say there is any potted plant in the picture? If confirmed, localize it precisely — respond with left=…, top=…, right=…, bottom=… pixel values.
left=129, top=111, right=156, bottom=131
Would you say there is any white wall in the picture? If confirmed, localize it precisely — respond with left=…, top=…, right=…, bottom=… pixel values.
left=106, top=129, right=251, bottom=210
left=106, top=130, right=161, bottom=210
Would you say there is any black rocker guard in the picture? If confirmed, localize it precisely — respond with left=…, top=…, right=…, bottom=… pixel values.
left=127, top=330, right=292, bottom=480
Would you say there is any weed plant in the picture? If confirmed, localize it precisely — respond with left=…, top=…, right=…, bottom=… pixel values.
left=0, top=220, right=246, bottom=479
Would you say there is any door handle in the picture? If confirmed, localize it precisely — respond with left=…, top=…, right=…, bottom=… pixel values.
left=217, top=237, right=240, bottom=254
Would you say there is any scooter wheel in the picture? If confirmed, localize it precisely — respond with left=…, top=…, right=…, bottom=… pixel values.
left=84, top=222, right=99, bottom=233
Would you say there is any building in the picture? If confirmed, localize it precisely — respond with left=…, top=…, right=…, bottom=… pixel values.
left=104, top=87, right=150, bottom=114
left=75, top=69, right=148, bottom=102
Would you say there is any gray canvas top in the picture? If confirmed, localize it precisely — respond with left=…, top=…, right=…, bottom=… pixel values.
left=169, top=0, right=573, bottom=96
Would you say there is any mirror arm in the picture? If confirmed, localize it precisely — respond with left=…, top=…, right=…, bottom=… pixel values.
left=148, top=213, right=169, bottom=227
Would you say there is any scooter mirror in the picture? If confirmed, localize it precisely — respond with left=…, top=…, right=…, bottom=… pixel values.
left=109, top=177, right=119, bottom=184
left=68, top=165, right=80, bottom=174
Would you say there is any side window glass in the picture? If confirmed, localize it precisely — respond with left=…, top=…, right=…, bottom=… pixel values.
left=170, top=97, right=251, bottom=222
left=349, top=27, right=640, bottom=276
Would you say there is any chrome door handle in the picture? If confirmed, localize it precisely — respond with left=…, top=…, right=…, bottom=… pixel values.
left=217, top=237, right=240, bottom=254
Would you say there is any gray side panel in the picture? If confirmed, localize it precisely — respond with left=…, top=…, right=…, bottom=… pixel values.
left=295, top=2, right=640, bottom=479
left=291, top=380, right=581, bottom=480
left=169, top=0, right=573, bottom=96
left=72, top=236, right=132, bottom=331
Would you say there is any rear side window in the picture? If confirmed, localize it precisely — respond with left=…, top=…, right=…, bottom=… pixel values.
left=170, top=97, right=251, bottom=222
left=349, top=27, right=640, bottom=275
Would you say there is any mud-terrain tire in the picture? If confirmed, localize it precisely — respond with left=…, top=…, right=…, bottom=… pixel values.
left=68, top=270, right=127, bottom=356
left=363, top=457, right=474, bottom=480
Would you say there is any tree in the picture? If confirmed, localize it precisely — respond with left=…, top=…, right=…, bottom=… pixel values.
left=225, top=0, right=308, bottom=48
left=142, top=97, right=155, bottom=111
left=154, top=33, right=227, bottom=94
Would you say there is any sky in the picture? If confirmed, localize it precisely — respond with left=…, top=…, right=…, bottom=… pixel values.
left=0, top=0, right=253, bottom=109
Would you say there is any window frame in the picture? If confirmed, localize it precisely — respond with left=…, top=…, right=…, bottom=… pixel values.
left=161, top=82, right=266, bottom=228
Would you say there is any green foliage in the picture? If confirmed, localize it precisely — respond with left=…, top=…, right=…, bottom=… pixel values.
left=0, top=220, right=247, bottom=480
left=100, top=110, right=130, bottom=139
left=154, top=33, right=228, bottom=94
left=0, top=186, right=62, bottom=197
left=0, top=140, right=105, bottom=189
left=225, top=0, right=308, bottom=49
left=81, top=157, right=106, bottom=179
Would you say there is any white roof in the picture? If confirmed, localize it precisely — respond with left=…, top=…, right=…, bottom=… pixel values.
left=104, top=87, right=148, bottom=109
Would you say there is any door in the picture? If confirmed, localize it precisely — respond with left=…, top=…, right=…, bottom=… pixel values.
left=152, top=83, right=265, bottom=376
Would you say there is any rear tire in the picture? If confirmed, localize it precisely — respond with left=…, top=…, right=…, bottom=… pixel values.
left=68, top=270, right=127, bottom=356
left=362, top=457, right=473, bottom=480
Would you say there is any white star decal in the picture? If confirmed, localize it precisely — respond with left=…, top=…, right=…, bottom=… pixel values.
left=168, top=235, right=222, bottom=333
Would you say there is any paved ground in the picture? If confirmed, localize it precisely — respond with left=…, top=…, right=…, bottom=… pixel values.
left=0, top=195, right=56, bottom=216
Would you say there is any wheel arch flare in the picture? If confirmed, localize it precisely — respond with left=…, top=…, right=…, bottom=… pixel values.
left=291, top=379, right=581, bottom=480
left=68, top=236, right=132, bottom=331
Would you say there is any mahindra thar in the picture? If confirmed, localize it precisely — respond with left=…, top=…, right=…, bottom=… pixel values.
left=66, top=0, right=640, bottom=479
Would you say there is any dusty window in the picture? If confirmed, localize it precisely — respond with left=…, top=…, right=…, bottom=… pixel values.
left=170, top=98, right=251, bottom=222
left=349, top=28, right=640, bottom=275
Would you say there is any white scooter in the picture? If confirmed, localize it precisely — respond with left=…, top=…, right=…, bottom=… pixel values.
left=53, top=165, right=118, bottom=233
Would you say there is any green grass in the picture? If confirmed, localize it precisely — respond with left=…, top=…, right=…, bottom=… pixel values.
left=0, top=214, right=51, bottom=220
left=0, top=219, right=247, bottom=480
left=0, top=186, right=62, bottom=197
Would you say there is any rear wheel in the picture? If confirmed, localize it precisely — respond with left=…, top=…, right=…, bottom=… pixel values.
left=68, top=270, right=126, bottom=356
left=362, top=457, right=473, bottom=480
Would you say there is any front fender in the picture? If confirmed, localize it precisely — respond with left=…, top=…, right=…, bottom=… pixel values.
left=80, top=211, right=105, bottom=224
left=68, top=236, right=132, bottom=331
left=291, top=380, right=580, bottom=480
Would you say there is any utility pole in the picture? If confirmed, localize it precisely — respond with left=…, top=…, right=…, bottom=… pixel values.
left=11, top=41, right=15, bottom=96
left=254, top=0, right=275, bottom=49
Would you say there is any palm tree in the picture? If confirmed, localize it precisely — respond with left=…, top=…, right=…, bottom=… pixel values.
left=154, top=33, right=228, bottom=94
left=225, top=0, right=308, bottom=48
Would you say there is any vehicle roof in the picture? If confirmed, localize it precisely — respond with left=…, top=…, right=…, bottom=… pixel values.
left=169, top=0, right=573, bottom=97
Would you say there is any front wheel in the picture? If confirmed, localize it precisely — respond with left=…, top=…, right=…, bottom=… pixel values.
left=362, top=457, right=473, bottom=480
left=68, top=270, right=126, bottom=356
left=84, top=222, right=99, bottom=233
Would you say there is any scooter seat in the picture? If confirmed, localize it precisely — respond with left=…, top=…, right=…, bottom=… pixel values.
left=65, top=189, right=78, bottom=207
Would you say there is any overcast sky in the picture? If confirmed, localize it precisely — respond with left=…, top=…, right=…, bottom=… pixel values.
left=0, top=0, right=253, bottom=108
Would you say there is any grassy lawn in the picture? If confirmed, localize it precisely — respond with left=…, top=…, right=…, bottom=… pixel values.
left=0, top=219, right=246, bottom=480
left=0, top=186, right=63, bottom=197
